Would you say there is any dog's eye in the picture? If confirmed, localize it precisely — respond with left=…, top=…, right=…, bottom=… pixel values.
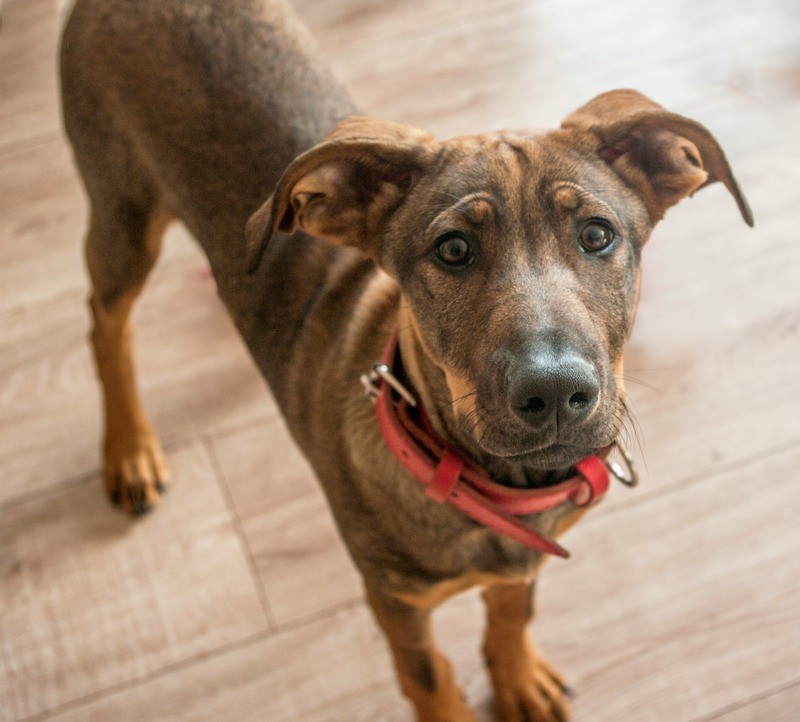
left=435, top=233, right=474, bottom=268
left=579, top=220, right=615, bottom=253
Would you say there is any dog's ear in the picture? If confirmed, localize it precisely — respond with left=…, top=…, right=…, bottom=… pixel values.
left=561, top=89, right=753, bottom=227
left=245, top=117, right=439, bottom=273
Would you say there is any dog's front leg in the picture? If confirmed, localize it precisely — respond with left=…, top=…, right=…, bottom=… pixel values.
left=366, top=586, right=476, bottom=722
left=482, top=581, right=571, bottom=722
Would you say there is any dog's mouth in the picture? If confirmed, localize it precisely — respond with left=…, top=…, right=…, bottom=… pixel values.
left=450, top=407, right=619, bottom=489
left=471, top=440, right=608, bottom=489
left=506, top=443, right=602, bottom=468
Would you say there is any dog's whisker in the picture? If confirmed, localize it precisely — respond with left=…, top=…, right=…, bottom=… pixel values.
left=615, top=372, right=662, bottom=393
left=616, top=396, right=645, bottom=464
left=435, top=389, right=478, bottom=416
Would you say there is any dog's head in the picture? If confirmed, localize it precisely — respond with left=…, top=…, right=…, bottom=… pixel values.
left=246, top=90, right=752, bottom=476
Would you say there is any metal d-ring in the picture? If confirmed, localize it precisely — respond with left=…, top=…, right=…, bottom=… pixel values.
left=605, top=441, right=639, bottom=487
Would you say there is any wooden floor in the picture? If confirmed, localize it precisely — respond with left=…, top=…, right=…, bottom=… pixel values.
left=1, top=0, right=799, bottom=720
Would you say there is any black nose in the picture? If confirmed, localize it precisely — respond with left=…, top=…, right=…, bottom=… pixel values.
left=508, top=349, right=599, bottom=428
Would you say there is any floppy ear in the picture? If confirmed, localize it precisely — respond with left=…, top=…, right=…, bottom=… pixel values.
left=561, top=89, right=753, bottom=227
left=245, top=117, right=439, bottom=273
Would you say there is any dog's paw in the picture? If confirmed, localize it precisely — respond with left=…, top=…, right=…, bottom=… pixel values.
left=103, top=431, right=169, bottom=515
left=488, top=643, right=571, bottom=722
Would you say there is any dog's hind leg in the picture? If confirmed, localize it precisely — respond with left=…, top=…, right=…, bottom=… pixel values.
left=85, top=201, right=172, bottom=515
left=62, top=1, right=177, bottom=514
left=482, top=581, right=571, bottom=722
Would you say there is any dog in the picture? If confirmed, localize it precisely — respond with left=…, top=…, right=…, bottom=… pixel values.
left=60, top=0, right=752, bottom=719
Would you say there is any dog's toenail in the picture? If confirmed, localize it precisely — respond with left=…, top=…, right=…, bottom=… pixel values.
left=133, top=500, right=151, bottom=515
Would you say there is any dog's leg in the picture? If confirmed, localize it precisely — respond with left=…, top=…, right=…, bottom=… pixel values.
left=482, top=582, right=570, bottom=722
left=85, top=207, right=171, bottom=514
left=366, top=586, right=477, bottom=722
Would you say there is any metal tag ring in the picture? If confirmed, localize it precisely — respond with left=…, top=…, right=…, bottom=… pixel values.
left=605, top=441, right=639, bottom=487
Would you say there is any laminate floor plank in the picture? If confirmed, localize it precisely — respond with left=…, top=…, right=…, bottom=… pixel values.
left=538, top=444, right=800, bottom=721
left=0, top=249, right=271, bottom=506
left=0, top=138, right=200, bottom=317
left=0, top=139, right=85, bottom=317
left=0, top=0, right=63, bottom=150
left=42, top=603, right=412, bottom=722
left=209, top=419, right=364, bottom=627
left=0, top=441, right=269, bottom=722
left=298, top=0, right=800, bottom=139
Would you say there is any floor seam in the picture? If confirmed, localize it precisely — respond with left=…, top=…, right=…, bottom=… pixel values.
left=22, top=629, right=271, bottom=722
left=590, top=433, right=800, bottom=521
left=689, top=676, right=800, bottom=721
left=25, top=596, right=369, bottom=721
left=201, top=434, right=280, bottom=633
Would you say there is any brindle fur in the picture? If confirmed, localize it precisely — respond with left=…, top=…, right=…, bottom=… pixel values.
left=60, top=1, right=751, bottom=719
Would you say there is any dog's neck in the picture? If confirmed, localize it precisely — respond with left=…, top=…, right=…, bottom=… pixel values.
left=395, top=308, right=454, bottom=439
left=395, top=306, right=568, bottom=489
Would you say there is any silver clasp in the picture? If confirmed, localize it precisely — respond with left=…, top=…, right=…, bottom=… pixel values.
left=360, top=363, right=418, bottom=407
left=605, top=441, right=639, bottom=487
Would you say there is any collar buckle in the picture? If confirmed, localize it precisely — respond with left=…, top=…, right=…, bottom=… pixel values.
left=360, top=363, right=418, bottom=407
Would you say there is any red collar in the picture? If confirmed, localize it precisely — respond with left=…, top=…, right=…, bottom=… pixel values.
left=362, top=332, right=636, bottom=559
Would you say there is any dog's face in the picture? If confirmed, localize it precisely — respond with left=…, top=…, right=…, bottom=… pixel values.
left=246, top=90, right=752, bottom=474
left=382, top=132, right=648, bottom=470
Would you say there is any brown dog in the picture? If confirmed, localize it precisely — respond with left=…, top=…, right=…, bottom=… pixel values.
left=60, top=1, right=752, bottom=719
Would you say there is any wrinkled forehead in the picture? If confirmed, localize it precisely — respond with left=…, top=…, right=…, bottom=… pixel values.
left=435, top=132, right=551, bottom=203
left=430, top=131, right=648, bottom=231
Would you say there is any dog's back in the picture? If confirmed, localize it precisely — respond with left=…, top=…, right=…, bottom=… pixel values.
left=60, top=0, right=356, bottom=304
